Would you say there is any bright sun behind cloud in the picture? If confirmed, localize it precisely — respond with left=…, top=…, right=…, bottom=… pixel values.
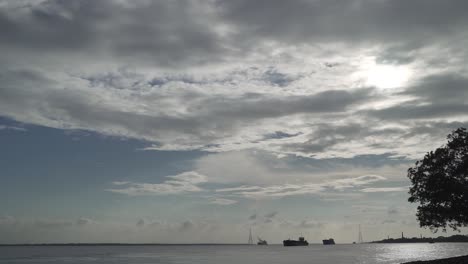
left=365, top=63, right=411, bottom=89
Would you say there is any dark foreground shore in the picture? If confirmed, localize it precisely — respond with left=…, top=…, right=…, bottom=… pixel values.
left=403, top=255, right=468, bottom=264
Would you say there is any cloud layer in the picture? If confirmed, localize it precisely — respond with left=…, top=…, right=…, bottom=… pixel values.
left=107, top=171, right=207, bottom=196
left=1, top=0, right=468, bottom=160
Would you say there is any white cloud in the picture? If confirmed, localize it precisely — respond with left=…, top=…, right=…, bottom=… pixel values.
left=209, top=198, right=238, bottom=205
left=0, top=215, right=17, bottom=225
left=361, top=187, right=409, bottom=193
left=111, top=181, right=131, bottom=186
left=196, top=150, right=411, bottom=186
left=76, top=217, right=95, bottom=226
left=217, top=175, right=386, bottom=199
left=0, top=125, right=26, bottom=132
left=107, top=171, right=208, bottom=196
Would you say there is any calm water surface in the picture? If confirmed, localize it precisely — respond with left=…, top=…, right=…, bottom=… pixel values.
left=1, top=243, right=468, bottom=264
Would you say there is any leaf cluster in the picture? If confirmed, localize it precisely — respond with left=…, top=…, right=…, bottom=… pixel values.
left=408, top=128, right=468, bottom=232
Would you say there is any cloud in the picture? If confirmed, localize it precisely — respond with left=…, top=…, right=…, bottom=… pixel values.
left=299, top=220, right=324, bottom=229
left=0, top=215, right=17, bottom=225
left=264, top=212, right=278, bottom=219
left=402, top=74, right=468, bottom=104
left=136, top=218, right=145, bottom=227
left=107, top=171, right=207, bottom=196
left=263, top=212, right=278, bottom=223
left=1, top=216, right=93, bottom=229
left=34, top=219, right=74, bottom=229
left=179, top=220, right=194, bottom=232
left=209, top=198, right=238, bottom=205
left=0, top=0, right=226, bottom=67
left=217, top=175, right=386, bottom=199
left=1, top=0, right=468, bottom=168
left=76, top=217, right=94, bottom=226
left=278, top=219, right=325, bottom=230
left=0, top=67, right=381, bottom=158
left=361, top=187, right=408, bottom=193
left=248, top=214, right=257, bottom=220
left=365, top=74, right=468, bottom=123
left=218, top=0, right=468, bottom=48
left=3, top=0, right=468, bottom=68
left=0, top=125, right=26, bottom=131
left=112, top=181, right=130, bottom=186
left=382, top=219, right=397, bottom=224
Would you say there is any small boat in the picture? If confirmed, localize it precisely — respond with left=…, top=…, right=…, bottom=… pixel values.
left=257, top=237, right=268, bottom=245
left=322, top=238, right=335, bottom=245
left=283, top=237, right=309, bottom=246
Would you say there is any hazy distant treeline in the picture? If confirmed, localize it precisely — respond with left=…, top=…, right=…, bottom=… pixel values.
left=372, top=235, right=468, bottom=243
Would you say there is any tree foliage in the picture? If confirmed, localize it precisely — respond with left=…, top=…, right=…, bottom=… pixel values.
left=408, top=128, right=468, bottom=232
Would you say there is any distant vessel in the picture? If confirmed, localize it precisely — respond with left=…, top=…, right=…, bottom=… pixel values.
left=322, top=238, right=335, bottom=245
left=257, top=237, right=268, bottom=245
left=283, top=237, right=309, bottom=246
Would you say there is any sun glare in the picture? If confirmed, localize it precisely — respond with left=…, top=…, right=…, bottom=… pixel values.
left=365, top=63, right=411, bottom=89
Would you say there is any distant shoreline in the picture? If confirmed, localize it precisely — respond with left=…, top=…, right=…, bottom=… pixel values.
left=371, top=234, right=468, bottom=244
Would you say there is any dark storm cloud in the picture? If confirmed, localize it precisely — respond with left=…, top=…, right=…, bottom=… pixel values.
left=218, top=0, right=468, bottom=46
left=366, top=74, right=468, bottom=120
left=402, top=74, right=468, bottom=103
left=196, top=88, right=374, bottom=120
left=368, top=104, right=468, bottom=120
left=3, top=0, right=468, bottom=67
left=0, top=0, right=226, bottom=67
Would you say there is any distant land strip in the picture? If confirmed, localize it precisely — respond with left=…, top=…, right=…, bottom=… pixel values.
left=372, top=234, right=468, bottom=244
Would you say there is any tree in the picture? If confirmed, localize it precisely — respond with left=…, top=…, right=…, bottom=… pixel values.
left=408, top=128, right=468, bottom=232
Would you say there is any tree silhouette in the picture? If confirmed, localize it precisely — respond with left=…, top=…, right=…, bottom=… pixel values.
left=408, top=128, right=468, bottom=232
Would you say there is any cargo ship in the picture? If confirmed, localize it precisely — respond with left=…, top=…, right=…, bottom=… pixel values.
left=257, top=237, right=268, bottom=245
left=283, top=237, right=309, bottom=246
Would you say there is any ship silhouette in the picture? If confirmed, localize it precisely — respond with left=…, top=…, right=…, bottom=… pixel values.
left=257, top=237, right=268, bottom=245
left=283, top=237, right=309, bottom=246
left=322, top=238, right=335, bottom=245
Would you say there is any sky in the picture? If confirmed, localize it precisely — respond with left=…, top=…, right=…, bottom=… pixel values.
left=1, top=0, right=468, bottom=244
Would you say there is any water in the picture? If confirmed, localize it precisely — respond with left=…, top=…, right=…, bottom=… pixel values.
left=1, top=243, right=468, bottom=264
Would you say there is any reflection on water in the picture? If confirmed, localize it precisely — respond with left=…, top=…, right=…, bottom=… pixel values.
left=373, top=243, right=466, bottom=263
left=1, top=243, right=467, bottom=264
